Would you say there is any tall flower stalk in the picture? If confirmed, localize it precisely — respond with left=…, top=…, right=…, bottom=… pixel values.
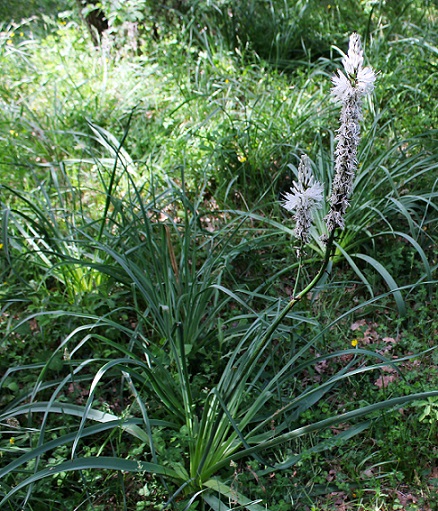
left=325, top=32, right=376, bottom=233
left=282, top=154, right=324, bottom=245
left=279, top=32, right=375, bottom=318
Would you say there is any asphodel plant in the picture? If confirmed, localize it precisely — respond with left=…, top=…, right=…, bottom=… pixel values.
left=1, top=33, right=437, bottom=511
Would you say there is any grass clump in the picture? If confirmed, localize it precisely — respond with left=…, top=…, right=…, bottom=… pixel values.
left=0, top=1, right=437, bottom=510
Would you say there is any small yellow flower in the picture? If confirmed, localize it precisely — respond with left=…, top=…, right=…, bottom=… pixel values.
left=6, top=40, right=13, bottom=45
left=9, top=437, right=15, bottom=445
left=237, top=154, right=247, bottom=163
left=351, top=339, right=358, bottom=347
left=225, top=78, right=229, bottom=84
left=0, top=243, right=3, bottom=250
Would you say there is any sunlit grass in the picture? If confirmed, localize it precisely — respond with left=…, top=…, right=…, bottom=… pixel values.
left=0, top=1, right=437, bottom=510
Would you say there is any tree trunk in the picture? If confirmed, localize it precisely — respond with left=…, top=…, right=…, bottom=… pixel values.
left=76, top=0, right=109, bottom=45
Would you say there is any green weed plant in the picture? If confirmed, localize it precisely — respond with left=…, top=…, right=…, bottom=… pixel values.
left=1, top=2, right=438, bottom=509
left=1, top=31, right=438, bottom=511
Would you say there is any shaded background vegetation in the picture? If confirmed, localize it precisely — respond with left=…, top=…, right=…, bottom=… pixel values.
left=0, top=1, right=437, bottom=510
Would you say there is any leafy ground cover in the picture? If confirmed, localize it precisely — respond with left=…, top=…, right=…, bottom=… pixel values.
left=0, top=1, right=437, bottom=510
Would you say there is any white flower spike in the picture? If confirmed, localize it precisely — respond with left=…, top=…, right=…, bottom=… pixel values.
left=325, top=32, right=376, bottom=233
left=282, top=155, right=324, bottom=244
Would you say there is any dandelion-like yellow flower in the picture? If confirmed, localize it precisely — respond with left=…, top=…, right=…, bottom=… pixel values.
left=9, top=437, right=15, bottom=445
left=351, top=339, right=358, bottom=347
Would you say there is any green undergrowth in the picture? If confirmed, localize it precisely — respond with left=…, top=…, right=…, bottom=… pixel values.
left=1, top=1, right=437, bottom=510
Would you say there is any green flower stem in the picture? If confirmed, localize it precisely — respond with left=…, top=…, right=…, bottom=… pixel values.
left=252, top=230, right=336, bottom=363
left=292, top=245, right=304, bottom=298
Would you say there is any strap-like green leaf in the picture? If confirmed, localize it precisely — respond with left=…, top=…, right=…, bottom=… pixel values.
left=0, top=457, right=181, bottom=507
left=204, top=479, right=272, bottom=511
left=352, top=253, right=406, bottom=316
